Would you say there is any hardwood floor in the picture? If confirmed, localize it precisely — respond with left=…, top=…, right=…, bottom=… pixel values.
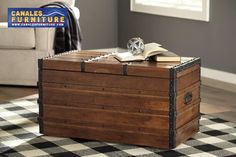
left=0, top=86, right=37, bottom=103
left=0, top=85, right=235, bottom=122
left=201, top=85, right=236, bottom=123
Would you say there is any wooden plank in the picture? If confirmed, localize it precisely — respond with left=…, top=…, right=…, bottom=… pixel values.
left=176, top=103, right=200, bottom=129
left=43, top=122, right=170, bottom=149
left=43, top=105, right=169, bottom=129
left=42, top=70, right=170, bottom=92
left=176, top=117, right=199, bottom=146
left=43, top=51, right=110, bottom=71
left=177, top=69, right=200, bottom=91
left=177, top=64, right=200, bottom=78
left=176, top=82, right=200, bottom=96
left=43, top=60, right=82, bottom=71
left=85, top=62, right=123, bottom=75
left=177, top=99, right=201, bottom=116
left=42, top=82, right=170, bottom=97
left=176, top=83, right=200, bottom=111
left=43, top=87, right=170, bottom=113
left=43, top=103, right=169, bottom=115
left=44, top=103, right=169, bottom=116
left=127, top=65, right=170, bottom=78
left=41, top=117, right=169, bottom=136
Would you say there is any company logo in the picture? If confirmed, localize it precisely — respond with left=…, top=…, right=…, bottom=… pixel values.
left=8, top=8, right=68, bottom=28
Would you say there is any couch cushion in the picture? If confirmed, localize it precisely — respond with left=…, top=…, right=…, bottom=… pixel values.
left=0, top=28, right=35, bottom=49
left=0, top=0, right=75, bottom=22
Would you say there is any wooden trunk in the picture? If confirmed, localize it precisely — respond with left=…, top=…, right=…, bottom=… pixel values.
left=38, top=50, right=201, bottom=149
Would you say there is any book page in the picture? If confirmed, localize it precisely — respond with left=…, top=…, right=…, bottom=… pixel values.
left=114, top=52, right=144, bottom=62
left=115, top=51, right=133, bottom=58
left=143, top=43, right=168, bottom=58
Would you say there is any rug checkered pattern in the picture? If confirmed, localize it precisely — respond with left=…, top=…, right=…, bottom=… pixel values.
left=1, top=94, right=236, bottom=157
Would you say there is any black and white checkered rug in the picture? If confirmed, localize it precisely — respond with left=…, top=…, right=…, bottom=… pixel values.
left=1, top=94, right=236, bottom=157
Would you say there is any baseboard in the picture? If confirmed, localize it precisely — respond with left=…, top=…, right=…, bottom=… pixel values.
left=89, top=47, right=236, bottom=93
left=201, top=67, right=236, bottom=93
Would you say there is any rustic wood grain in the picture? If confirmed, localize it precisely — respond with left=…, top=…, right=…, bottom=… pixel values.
left=177, top=64, right=200, bottom=78
left=41, top=117, right=169, bottom=136
left=177, top=69, right=200, bottom=91
left=176, top=83, right=200, bottom=111
left=42, top=86, right=170, bottom=113
left=43, top=122, right=170, bottom=149
left=176, top=117, right=199, bottom=146
left=43, top=105, right=170, bottom=129
left=176, top=103, right=200, bottom=129
left=85, top=62, right=124, bottom=75
left=42, top=70, right=170, bottom=92
left=42, top=82, right=169, bottom=97
left=39, top=51, right=201, bottom=149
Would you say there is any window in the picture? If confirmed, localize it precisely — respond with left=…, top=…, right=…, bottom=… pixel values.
left=131, top=0, right=210, bottom=21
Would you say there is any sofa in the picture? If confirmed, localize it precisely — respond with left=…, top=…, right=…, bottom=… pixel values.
left=0, top=0, right=80, bottom=86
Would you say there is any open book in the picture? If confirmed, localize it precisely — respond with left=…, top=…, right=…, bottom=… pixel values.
left=154, top=51, right=181, bottom=62
left=114, top=43, right=168, bottom=62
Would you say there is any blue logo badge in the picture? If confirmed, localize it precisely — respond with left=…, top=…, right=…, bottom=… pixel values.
left=8, top=8, right=68, bottom=28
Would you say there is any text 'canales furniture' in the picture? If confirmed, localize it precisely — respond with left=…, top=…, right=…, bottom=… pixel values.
left=38, top=51, right=201, bottom=149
